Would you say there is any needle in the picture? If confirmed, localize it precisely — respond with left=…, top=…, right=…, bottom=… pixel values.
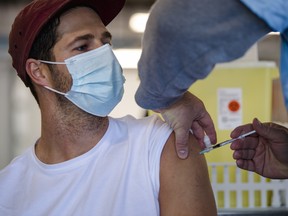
left=199, top=130, right=256, bottom=154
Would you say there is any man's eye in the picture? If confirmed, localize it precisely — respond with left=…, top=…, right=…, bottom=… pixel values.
left=76, top=45, right=88, bottom=51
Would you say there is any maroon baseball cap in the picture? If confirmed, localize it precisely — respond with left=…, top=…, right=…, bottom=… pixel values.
left=8, top=0, right=125, bottom=86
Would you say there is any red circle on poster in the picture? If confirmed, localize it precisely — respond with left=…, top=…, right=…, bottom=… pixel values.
left=228, top=100, right=240, bottom=112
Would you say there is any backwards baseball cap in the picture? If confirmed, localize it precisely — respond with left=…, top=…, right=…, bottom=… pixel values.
left=8, top=0, right=125, bottom=86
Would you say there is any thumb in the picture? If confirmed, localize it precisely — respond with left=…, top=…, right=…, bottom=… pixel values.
left=174, top=127, right=190, bottom=159
left=252, top=118, right=271, bottom=139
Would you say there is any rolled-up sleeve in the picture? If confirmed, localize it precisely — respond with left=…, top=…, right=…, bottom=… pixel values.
left=135, top=0, right=271, bottom=110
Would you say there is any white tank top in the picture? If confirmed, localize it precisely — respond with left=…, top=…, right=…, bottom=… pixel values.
left=0, top=115, right=172, bottom=216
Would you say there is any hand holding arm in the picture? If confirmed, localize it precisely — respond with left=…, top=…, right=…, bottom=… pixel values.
left=155, top=92, right=217, bottom=159
left=230, top=118, right=288, bottom=179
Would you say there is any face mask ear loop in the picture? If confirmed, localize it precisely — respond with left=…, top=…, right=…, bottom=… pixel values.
left=39, top=60, right=68, bottom=96
left=44, top=86, right=67, bottom=96
left=39, top=60, right=66, bottom=65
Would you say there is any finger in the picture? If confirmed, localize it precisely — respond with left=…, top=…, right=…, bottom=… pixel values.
left=191, top=121, right=204, bottom=145
left=233, top=149, right=255, bottom=160
left=230, top=123, right=254, bottom=138
left=174, top=127, right=190, bottom=159
left=197, top=112, right=217, bottom=144
left=235, top=159, right=256, bottom=172
left=230, top=138, right=258, bottom=150
left=252, top=118, right=278, bottom=140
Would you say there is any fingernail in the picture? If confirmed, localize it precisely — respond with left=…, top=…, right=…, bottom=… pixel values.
left=178, top=149, right=188, bottom=159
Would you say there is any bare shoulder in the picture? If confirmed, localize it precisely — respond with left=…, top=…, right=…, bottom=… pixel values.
left=159, top=133, right=217, bottom=216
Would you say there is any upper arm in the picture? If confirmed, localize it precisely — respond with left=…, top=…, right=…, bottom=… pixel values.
left=159, top=133, right=217, bottom=216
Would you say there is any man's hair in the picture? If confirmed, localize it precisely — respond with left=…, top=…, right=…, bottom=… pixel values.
left=27, top=15, right=61, bottom=104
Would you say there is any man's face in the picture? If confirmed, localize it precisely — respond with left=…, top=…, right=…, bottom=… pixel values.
left=51, top=6, right=112, bottom=93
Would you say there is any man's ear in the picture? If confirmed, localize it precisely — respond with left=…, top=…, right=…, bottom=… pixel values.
left=25, top=58, right=50, bottom=86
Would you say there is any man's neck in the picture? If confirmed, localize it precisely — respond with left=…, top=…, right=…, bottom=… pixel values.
left=36, top=108, right=109, bottom=164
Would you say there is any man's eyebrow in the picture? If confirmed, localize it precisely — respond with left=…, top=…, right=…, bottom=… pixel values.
left=66, top=31, right=112, bottom=48
left=66, top=33, right=95, bottom=47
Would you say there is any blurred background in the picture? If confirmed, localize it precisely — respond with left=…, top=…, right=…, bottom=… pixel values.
left=0, top=0, right=287, bottom=213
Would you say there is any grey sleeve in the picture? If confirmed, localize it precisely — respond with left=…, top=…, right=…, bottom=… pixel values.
left=135, top=0, right=271, bottom=110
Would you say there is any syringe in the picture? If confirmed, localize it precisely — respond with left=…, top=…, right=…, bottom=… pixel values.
left=199, top=130, right=256, bottom=154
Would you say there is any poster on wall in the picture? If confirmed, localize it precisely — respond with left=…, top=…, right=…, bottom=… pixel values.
left=217, top=88, right=242, bottom=130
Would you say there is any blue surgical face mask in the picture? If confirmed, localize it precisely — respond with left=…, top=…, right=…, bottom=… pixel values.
left=39, top=44, right=125, bottom=117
